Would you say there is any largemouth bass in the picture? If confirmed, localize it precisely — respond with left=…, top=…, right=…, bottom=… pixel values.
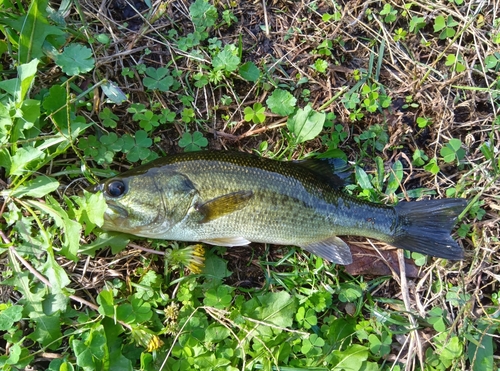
left=89, top=151, right=467, bottom=265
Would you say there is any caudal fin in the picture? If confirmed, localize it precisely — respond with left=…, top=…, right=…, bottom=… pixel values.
left=391, top=199, right=467, bottom=260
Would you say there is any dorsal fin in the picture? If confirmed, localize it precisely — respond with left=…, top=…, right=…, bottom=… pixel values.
left=294, top=157, right=352, bottom=189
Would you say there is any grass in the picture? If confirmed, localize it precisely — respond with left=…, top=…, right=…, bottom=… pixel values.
left=0, top=0, right=499, bottom=370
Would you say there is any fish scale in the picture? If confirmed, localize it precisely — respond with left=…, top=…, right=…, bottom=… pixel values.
left=89, top=151, right=467, bottom=265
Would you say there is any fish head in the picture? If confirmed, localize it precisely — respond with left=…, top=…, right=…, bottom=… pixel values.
left=88, top=167, right=198, bottom=238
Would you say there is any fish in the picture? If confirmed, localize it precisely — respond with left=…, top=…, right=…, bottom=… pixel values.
left=88, top=151, right=468, bottom=265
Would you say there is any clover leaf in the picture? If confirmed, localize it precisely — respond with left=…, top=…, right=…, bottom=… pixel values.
left=243, top=103, right=266, bottom=124
left=143, top=67, right=175, bottom=92
left=440, top=138, right=465, bottom=164
left=125, top=130, right=152, bottom=162
left=179, top=131, right=208, bottom=152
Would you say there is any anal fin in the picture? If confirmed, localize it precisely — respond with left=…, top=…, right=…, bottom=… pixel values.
left=301, top=236, right=353, bottom=265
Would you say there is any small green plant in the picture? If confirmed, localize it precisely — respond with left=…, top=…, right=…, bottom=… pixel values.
left=322, top=122, right=348, bottom=151
left=380, top=3, right=397, bottom=23
left=427, top=307, right=448, bottom=332
left=484, top=52, right=500, bottom=71
left=181, top=107, right=196, bottom=123
left=190, top=0, right=218, bottom=31
left=424, top=157, right=440, bottom=175
left=409, top=16, right=426, bottom=33
left=368, top=331, right=392, bottom=357
left=393, top=28, right=407, bottom=41
left=244, top=102, right=266, bottom=124
left=311, top=58, right=329, bottom=73
left=314, top=39, right=333, bottom=56
left=127, top=103, right=175, bottom=132
left=446, top=54, right=466, bottom=73
left=434, top=15, right=459, bottom=39
left=354, top=124, right=389, bottom=153
left=402, top=95, right=419, bottom=109
left=412, top=149, right=429, bottom=166
left=360, top=83, right=391, bottom=113
left=426, top=332, right=464, bottom=369
left=322, top=11, right=341, bottom=22
left=416, top=116, right=432, bottom=128
left=121, top=67, right=134, bottom=78
left=342, top=92, right=364, bottom=121
left=239, top=61, right=261, bottom=82
left=222, top=9, right=237, bottom=27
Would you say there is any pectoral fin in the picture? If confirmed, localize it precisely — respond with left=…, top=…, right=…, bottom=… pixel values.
left=197, top=190, right=253, bottom=223
left=202, top=237, right=251, bottom=247
left=301, top=236, right=353, bottom=265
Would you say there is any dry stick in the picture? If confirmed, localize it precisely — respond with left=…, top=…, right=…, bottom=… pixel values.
left=397, top=249, right=424, bottom=371
left=262, top=0, right=270, bottom=37
left=0, top=231, right=133, bottom=332
left=129, top=242, right=166, bottom=256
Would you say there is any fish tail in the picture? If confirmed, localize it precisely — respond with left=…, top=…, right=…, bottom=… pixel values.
left=389, top=199, right=468, bottom=260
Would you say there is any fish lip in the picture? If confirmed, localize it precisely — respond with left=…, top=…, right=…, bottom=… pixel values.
left=106, top=202, right=129, bottom=218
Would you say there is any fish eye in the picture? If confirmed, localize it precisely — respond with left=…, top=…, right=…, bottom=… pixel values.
left=106, top=180, right=127, bottom=198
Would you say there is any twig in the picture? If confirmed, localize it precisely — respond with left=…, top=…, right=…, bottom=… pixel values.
left=398, top=250, right=424, bottom=371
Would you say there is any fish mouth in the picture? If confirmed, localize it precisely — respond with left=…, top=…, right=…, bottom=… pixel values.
left=105, top=202, right=129, bottom=219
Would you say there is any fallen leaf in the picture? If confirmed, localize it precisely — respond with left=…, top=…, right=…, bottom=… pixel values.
left=345, top=243, right=419, bottom=278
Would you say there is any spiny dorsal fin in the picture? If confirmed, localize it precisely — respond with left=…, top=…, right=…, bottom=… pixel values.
left=294, top=157, right=352, bottom=189
left=197, top=190, right=254, bottom=223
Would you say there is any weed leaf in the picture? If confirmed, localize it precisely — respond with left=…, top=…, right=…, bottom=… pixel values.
left=28, top=314, right=63, bottom=350
left=213, top=45, right=240, bottom=72
left=0, top=305, right=23, bottom=331
left=42, top=85, right=68, bottom=128
left=332, top=344, right=369, bottom=370
left=190, top=0, right=217, bottom=31
left=239, top=61, right=260, bottom=82
left=2, top=0, right=66, bottom=63
left=267, top=89, right=297, bottom=116
left=7, top=176, right=59, bottom=198
left=467, top=319, right=496, bottom=371
left=385, top=160, right=403, bottom=195
left=179, top=131, right=208, bottom=152
left=287, top=105, right=325, bottom=143
left=9, top=146, right=45, bottom=176
left=101, top=81, right=127, bottom=104
left=56, top=44, right=94, bottom=76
